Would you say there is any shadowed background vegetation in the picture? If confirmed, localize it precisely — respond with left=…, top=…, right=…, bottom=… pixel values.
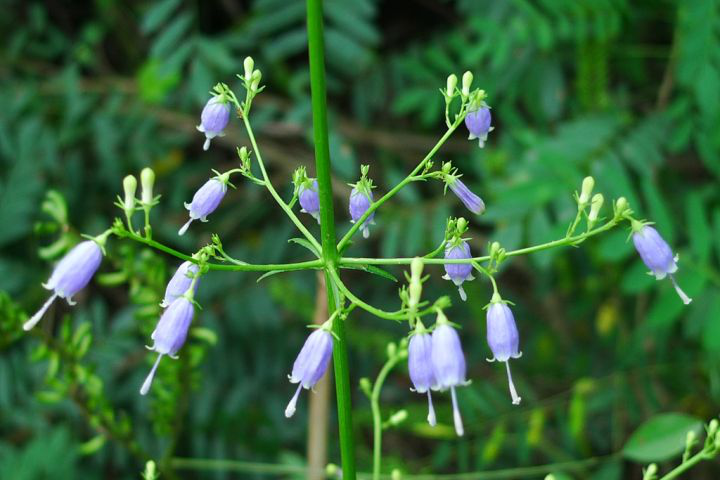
left=1, top=0, right=720, bottom=478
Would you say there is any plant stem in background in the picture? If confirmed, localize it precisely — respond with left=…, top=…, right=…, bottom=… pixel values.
left=306, top=0, right=357, bottom=477
left=370, top=349, right=405, bottom=479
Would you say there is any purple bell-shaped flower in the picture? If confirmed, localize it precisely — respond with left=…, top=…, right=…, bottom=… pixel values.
left=349, top=187, right=374, bottom=238
left=178, top=174, right=229, bottom=236
left=465, top=105, right=493, bottom=148
left=431, top=311, right=467, bottom=436
left=486, top=297, right=522, bottom=405
left=24, top=238, right=105, bottom=331
left=285, top=320, right=334, bottom=418
left=632, top=223, right=691, bottom=305
left=408, top=320, right=437, bottom=426
left=443, top=240, right=475, bottom=301
left=299, top=179, right=321, bottom=223
left=197, top=96, right=231, bottom=151
left=140, top=296, right=195, bottom=395
left=161, top=261, right=199, bottom=308
left=448, top=178, right=485, bottom=215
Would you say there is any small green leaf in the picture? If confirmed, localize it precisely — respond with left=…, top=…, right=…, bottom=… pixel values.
left=288, top=237, right=321, bottom=258
left=622, top=413, right=702, bottom=463
left=341, top=264, right=397, bottom=282
left=78, top=435, right=106, bottom=456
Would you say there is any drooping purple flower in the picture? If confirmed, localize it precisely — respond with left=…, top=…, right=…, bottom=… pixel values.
left=486, top=301, right=522, bottom=405
left=431, top=312, right=467, bottom=436
left=443, top=240, right=475, bottom=301
left=24, top=240, right=104, bottom=331
left=160, top=261, right=199, bottom=308
left=196, top=96, right=231, bottom=151
left=179, top=177, right=228, bottom=236
left=285, top=326, right=334, bottom=418
left=140, top=297, right=195, bottom=395
left=632, top=224, right=692, bottom=305
left=448, top=178, right=485, bottom=215
left=349, top=187, right=375, bottom=238
left=465, top=106, right=493, bottom=148
left=299, top=179, right=320, bottom=223
left=408, top=321, right=437, bottom=426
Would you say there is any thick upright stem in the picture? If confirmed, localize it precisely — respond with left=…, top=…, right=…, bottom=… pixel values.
left=306, top=0, right=357, bottom=477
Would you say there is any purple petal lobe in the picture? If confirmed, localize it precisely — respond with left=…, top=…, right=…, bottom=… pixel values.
left=431, top=324, right=466, bottom=390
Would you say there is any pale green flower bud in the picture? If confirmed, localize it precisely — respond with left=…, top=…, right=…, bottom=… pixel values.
left=446, top=74, right=458, bottom=97
left=588, top=193, right=604, bottom=224
left=123, top=175, right=137, bottom=211
left=388, top=409, right=408, bottom=426
left=391, top=468, right=403, bottom=480
left=579, top=176, right=595, bottom=205
left=250, top=70, right=262, bottom=92
left=140, top=168, right=155, bottom=205
left=456, top=217, right=468, bottom=233
left=615, top=197, right=629, bottom=216
left=387, top=342, right=397, bottom=359
left=462, top=71, right=473, bottom=97
left=708, top=419, right=719, bottom=436
left=243, top=56, right=254, bottom=81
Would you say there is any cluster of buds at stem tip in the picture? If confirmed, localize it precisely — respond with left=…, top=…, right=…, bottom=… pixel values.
left=178, top=170, right=233, bottom=236
left=443, top=217, right=475, bottom=301
left=293, top=166, right=320, bottom=223
left=440, top=161, right=485, bottom=215
left=285, top=317, right=335, bottom=418
left=486, top=292, right=522, bottom=405
left=23, top=231, right=110, bottom=331
left=631, top=219, right=692, bottom=305
left=197, top=83, right=235, bottom=151
left=349, top=165, right=376, bottom=239
left=243, top=56, right=263, bottom=94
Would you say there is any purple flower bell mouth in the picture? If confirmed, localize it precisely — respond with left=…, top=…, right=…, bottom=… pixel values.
left=465, top=106, right=493, bottom=148
left=408, top=320, right=437, bottom=426
left=179, top=175, right=229, bottom=236
left=197, top=96, right=231, bottom=151
left=140, top=296, right=195, bottom=395
left=632, top=224, right=692, bottom=305
left=285, top=321, right=334, bottom=418
left=299, top=179, right=321, bottom=223
left=486, top=300, right=522, bottom=405
left=349, top=187, right=375, bottom=238
left=448, top=178, right=485, bottom=215
left=161, top=261, right=199, bottom=308
left=24, top=239, right=104, bottom=331
left=431, top=311, right=468, bottom=436
left=443, top=240, right=474, bottom=301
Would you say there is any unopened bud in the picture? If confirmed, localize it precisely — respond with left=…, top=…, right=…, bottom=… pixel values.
left=123, top=175, right=137, bottom=210
left=389, top=409, right=408, bottom=426
left=615, top=197, right=629, bottom=216
left=456, top=217, right=468, bottom=233
left=686, top=430, right=697, bottom=446
left=140, top=168, right=155, bottom=205
left=643, top=463, right=658, bottom=480
left=446, top=74, right=458, bottom=97
left=490, top=241, right=501, bottom=258
left=544, top=475, right=556, bottom=480
left=579, top=176, right=595, bottom=205
left=462, top=71, right=473, bottom=97
left=243, top=56, right=254, bottom=81
left=411, top=257, right=424, bottom=280
left=391, top=468, right=403, bottom=480
left=325, top=463, right=340, bottom=476
left=250, top=70, right=262, bottom=92
left=709, top=419, right=719, bottom=436
left=387, top=342, right=397, bottom=359
left=588, top=193, right=604, bottom=224
left=359, top=377, right=372, bottom=395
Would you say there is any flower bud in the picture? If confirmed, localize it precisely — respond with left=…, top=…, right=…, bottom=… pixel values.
left=359, top=377, right=372, bottom=395
left=141, top=168, right=155, bottom=205
left=456, top=217, right=468, bottom=233
left=123, top=175, right=137, bottom=211
left=389, top=410, right=408, bottom=426
left=615, top=197, right=629, bottom=216
left=709, top=419, right=719, bottom=436
left=490, top=241, right=501, bottom=258
left=408, top=257, right=424, bottom=310
left=588, top=194, right=604, bottom=224
left=448, top=179, right=485, bottom=215
left=391, top=469, right=403, bottom=480
left=243, top=56, right=254, bottom=81
left=643, top=463, right=658, bottom=480
left=250, top=70, right=262, bottom=92
left=387, top=342, right=397, bottom=359
left=325, top=464, right=339, bottom=476
left=578, top=176, right=594, bottom=205
left=686, top=430, right=697, bottom=448
left=461, top=71, right=473, bottom=97
left=446, top=74, right=458, bottom=97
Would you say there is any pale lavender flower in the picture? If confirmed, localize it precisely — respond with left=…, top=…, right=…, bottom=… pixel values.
left=160, top=261, right=199, bottom=308
left=486, top=301, right=522, bottom=405
left=443, top=240, right=475, bottom=301
left=24, top=240, right=103, bottom=331
left=140, top=297, right=195, bottom=395
left=632, top=224, right=692, bottom=305
left=448, top=178, right=485, bottom=215
left=431, top=312, right=467, bottom=436
left=349, top=187, right=375, bottom=238
left=299, top=179, right=320, bottom=223
left=178, top=177, right=228, bottom=236
left=465, top=106, right=493, bottom=148
left=408, top=321, right=437, bottom=426
left=285, top=325, right=334, bottom=418
left=196, top=96, right=231, bottom=151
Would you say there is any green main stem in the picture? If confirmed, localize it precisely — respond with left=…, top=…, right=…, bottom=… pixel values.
left=306, top=0, right=357, bottom=477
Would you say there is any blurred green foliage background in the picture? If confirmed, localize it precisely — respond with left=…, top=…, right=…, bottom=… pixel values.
left=1, top=0, right=720, bottom=478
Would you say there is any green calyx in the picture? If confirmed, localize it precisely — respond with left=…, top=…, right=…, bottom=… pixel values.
left=350, top=164, right=375, bottom=198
